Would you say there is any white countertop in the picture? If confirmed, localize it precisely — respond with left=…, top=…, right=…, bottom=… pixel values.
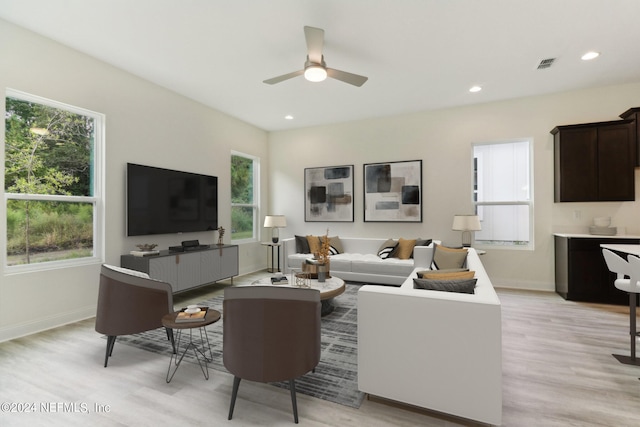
left=600, top=243, right=640, bottom=256
left=554, top=233, right=640, bottom=239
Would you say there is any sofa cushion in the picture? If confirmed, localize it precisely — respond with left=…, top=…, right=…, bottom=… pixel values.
left=416, top=268, right=467, bottom=278
left=420, top=270, right=475, bottom=280
left=307, top=235, right=321, bottom=254
left=395, top=238, right=417, bottom=260
left=329, top=236, right=344, bottom=254
left=327, top=254, right=352, bottom=271
left=413, top=278, right=477, bottom=294
left=377, top=239, right=398, bottom=259
left=295, top=235, right=311, bottom=254
left=352, top=254, right=414, bottom=276
left=432, top=244, right=468, bottom=270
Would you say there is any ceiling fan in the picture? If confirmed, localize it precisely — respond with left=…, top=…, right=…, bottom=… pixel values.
left=263, top=26, right=368, bottom=87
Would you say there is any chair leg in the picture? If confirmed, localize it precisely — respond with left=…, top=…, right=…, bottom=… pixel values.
left=104, top=336, right=116, bottom=367
left=166, top=327, right=176, bottom=354
left=630, top=292, right=637, bottom=360
left=228, top=376, right=241, bottom=420
left=613, top=292, right=640, bottom=366
left=289, top=379, right=299, bottom=424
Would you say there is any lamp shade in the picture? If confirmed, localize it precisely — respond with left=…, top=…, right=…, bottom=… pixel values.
left=452, top=215, right=481, bottom=231
left=264, top=215, right=287, bottom=228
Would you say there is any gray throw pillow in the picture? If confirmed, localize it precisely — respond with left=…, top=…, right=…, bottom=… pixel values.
left=295, top=235, right=311, bottom=253
left=413, top=278, right=477, bottom=294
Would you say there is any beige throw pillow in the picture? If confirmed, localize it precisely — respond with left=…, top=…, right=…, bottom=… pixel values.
left=432, top=244, right=468, bottom=269
left=395, top=238, right=417, bottom=260
left=306, top=235, right=321, bottom=254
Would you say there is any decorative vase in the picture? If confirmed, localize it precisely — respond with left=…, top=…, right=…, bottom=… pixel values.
left=317, top=264, right=327, bottom=283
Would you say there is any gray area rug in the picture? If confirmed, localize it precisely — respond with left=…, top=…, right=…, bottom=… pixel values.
left=112, top=283, right=364, bottom=408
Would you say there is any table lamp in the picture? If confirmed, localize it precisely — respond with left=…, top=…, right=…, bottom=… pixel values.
left=264, top=215, right=287, bottom=243
left=452, top=214, right=481, bottom=247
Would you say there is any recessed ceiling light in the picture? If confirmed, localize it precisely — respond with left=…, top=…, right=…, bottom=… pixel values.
left=581, top=51, right=600, bottom=61
left=469, top=86, right=482, bottom=93
left=284, top=115, right=294, bottom=120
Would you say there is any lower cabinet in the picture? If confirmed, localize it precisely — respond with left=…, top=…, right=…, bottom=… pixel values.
left=121, top=245, right=239, bottom=293
left=554, top=235, right=639, bottom=305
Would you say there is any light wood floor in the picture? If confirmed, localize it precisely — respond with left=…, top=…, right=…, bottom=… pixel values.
left=1, top=272, right=639, bottom=426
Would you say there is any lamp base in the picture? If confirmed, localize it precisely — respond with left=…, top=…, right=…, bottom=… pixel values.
left=461, top=231, right=472, bottom=247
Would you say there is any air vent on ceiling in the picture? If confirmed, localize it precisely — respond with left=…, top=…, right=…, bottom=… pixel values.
left=537, top=58, right=556, bottom=70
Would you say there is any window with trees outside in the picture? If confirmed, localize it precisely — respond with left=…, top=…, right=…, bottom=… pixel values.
left=4, top=89, right=103, bottom=269
left=473, top=139, right=532, bottom=249
left=231, top=151, right=259, bottom=241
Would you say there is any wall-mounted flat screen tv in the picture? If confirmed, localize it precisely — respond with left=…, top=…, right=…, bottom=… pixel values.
left=126, top=163, right=218, bottom=236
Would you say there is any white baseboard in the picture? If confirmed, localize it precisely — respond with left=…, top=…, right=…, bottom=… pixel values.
left=0, top=306, right=96, bottom=343
left=492, top=278, right=554, bottom=292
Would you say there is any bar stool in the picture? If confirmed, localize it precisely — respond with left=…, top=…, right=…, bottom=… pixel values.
left=603, top=249, right=640, bottom=366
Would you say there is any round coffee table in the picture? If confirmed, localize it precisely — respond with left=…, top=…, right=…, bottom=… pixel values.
left=251, top=274, right=346, bottom=315
left=161, top=308, right=221, bottom=383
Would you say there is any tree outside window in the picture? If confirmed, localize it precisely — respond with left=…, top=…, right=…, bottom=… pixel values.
left=231, top=152, right=259, bottom=241
left=4, top=90, right=103, bottom=267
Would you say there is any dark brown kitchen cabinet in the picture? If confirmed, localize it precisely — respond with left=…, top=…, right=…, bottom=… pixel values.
left=554, top=235, right=640, bottom=305
left=619, top=107, right=640, bottom=166
left=552, top=119, right=635, bottom=202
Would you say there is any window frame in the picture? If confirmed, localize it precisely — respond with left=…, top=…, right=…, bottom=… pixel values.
left=230, top=150, right=260, bottom=243
left=472, top=138, right=534, bottom=251
left=3, top=89, right=105, bottom=273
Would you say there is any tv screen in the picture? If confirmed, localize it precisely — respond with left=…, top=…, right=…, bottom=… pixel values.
left=126, top=163, right=218, bottom=236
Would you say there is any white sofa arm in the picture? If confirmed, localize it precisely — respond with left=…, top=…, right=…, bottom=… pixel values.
left=281, top=238, right=296, bottom=273
left=412, top=242, right=437, bottom=269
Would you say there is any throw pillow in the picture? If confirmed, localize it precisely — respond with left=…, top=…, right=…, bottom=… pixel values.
left=306, top=235, right=321, bottom=254
left=329, top=236, right=344, bottom=255
left=395, top=237, right=417, bottom=260
left=410, top=238, right=433, bottom=258
left=413, top=278, right=477, bottom=294
left=377, top=239, right=398, bottom=259
left=295, top=235, right=311, bottom=253
left=421, top=270, right=475, bottom=280
left=416, top=268, right=468, bottom=278
left=431, top=244, right=467, bottom=270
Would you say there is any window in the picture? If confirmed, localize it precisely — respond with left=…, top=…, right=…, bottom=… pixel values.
left=4, top=89, right=104, bottom=269
left=473, top=139, right=533, bottom=249
left=231, top=151, right=259, bottom=241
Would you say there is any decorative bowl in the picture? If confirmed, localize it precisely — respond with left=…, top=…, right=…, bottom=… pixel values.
left=593, top=217, right=611, bottom=227
left=136, top=243, right=158, bottom=251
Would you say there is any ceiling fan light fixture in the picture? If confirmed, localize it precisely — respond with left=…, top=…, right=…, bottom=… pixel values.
left=304, top=65, right=327, bottom=82
left=581, top=51, right=600, bottom=61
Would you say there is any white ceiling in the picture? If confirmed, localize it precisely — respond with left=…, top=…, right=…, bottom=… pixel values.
left=2, top=0, right=640, bottom=131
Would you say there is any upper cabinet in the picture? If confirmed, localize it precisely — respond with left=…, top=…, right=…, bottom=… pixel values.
left=619, top=107, right=640, bottom=166
left=552, top=119, right=636, bottom=202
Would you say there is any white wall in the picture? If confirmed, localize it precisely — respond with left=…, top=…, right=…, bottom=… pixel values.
left=0, top=20, right=268, bottom=341
left=268, top=82, right=640, bottom=291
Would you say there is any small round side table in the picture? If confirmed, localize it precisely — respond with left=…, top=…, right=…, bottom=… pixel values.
left=161, top=308, right=221, bottom=383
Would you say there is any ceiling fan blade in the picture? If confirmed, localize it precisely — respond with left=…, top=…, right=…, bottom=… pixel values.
left=304, top=26, right=324, bottom=64
left=263, top=70, right=304, bottom=85
left=326, top=68, right=368, bottom=87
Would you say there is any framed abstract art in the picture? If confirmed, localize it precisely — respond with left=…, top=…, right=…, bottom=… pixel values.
left=304, top=165, right=354, bottom=222
left=363, top=160, right=422, bottom=222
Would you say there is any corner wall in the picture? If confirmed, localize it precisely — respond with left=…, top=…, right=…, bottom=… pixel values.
left=0, top=19, right=267, bottom=341
left=267, top=82, right=640, bottom=291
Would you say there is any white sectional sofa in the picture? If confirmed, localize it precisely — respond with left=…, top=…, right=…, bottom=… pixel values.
left=357, top=248, right=502, bottom=426
left=280, top=237, right=436, bottom=286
